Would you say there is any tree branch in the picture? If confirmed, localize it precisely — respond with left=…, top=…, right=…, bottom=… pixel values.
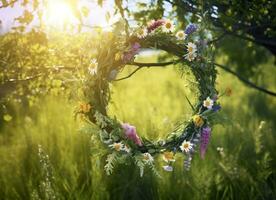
left=115, top=60, right=276, bottom=97
left=214, top=63, right=276, bottom=97
left=114, top=67, right=144, bottom=81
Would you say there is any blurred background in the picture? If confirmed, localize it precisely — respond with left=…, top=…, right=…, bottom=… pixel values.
left=0, top=0, right=276, bottom=199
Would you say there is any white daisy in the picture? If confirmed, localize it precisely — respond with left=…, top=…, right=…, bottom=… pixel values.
left=180, top=140, right=193, bottom=153
left=186, top=42, right=197, bottom=54
left=109, top=142, right=124, bottom=151
left=136, top=28, right=148, bottom=39
left=88, top=59, right=98, bottom=75
left=162, top=19, right=175, bottom=33
left=176, top=30, right=187, bottom=40
left=203, top=97, right=214, bottom=109
left=143, top=153, right=154, bottom=164
left=124, top=145, right=131, bottom=153
left=185, top=52, right=197, bottom=61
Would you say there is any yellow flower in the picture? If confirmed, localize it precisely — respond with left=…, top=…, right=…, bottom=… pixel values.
left=225, top=87, right=232, bottom=96
left=163, top=152, right=175, bottom=163
left=193, top=115, right=204, bottom=127
left=79, top=102, right=91, bottom=113
left=115, top=52, right=122, bottom=61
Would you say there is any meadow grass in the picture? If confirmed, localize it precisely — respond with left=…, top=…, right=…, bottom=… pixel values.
left=0, top=56, right=276, bottom=200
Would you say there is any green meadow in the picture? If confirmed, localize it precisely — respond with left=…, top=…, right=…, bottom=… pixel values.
left=1, top=55, right=275, bottom=200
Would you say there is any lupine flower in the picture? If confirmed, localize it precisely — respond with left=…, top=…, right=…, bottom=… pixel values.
left=185, top=23, right=197, bottom=35
left=147, top=19, right=165, bottom=33
left=203, top=97, right=214, bottom=109
left=163, top=165, right=173, bottom=172
left=212, top=104, right=221, bottom=112
left=176, top=30, right=187, bottom=40
left=136, top=28, right=148, bottom=39
left=109, top=142, right=124, bottom=151
left=122, top=123, right=142, bottom=146
left=200, top=126, right=211, bottom=159
left=162, top=19, right=175, bottom=33
left=143, top=153, right=154, bottom=164
left=180, top=140, right=193, bottom=153
left=162, top=151, right=175, bottom=163
left=184, top=154, right=192, bottom=171
left=192, top=115, right=204, bottom=127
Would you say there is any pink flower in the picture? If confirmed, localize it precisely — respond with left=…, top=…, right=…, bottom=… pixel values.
left=200, top=126, right=211, bottom=159
left=122, top=123, right=142, bottom=146
left=147, top=19, right=165, bottom=33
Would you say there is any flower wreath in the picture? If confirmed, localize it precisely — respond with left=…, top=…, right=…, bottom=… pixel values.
left=76, top=19, right=229, bottom=176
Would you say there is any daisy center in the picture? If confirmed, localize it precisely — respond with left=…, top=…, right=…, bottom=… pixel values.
left=114, top=144, right=121, bottom=151
left=188, top=46, right=193, bottom=52
left=183, top=143, right=189, bottom=149
left=165, top=23, right=172, bottom=29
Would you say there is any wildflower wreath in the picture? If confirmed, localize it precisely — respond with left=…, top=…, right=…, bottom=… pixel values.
left=76, top=19, right=228, bottom=176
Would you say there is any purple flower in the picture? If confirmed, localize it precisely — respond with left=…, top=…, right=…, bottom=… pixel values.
left=123, top=42, right=141, bottom=63
left=122, top=123, right=142, bottom=146
left=147, top=19, right=165, bottom=33
left=185, top=23, right=197, bottom=35
left=212, top=104, right=221, bottom=112
left=132, top=42, right=141, bottom=51
left=123, top=53, right=133, bottom=62
left=163, top=165, right=173, bottom=172
left=200, top=126, right=211, bottom=159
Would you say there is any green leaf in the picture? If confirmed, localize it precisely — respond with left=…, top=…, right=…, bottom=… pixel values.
left=3, top=114, right=12, bottom=122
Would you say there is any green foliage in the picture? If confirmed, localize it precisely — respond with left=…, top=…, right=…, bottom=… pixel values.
left=0, top=61, right=275, bottom=199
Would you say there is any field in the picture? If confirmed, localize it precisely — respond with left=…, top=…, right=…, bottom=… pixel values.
left=0, top=54, right=276, bottom=200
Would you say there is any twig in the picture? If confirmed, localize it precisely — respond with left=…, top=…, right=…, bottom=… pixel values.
left=114, top=67, right=143, bottom=81
left=208, top=32, right=228, bottom=44
left=214, top=62, right=276, bottom=97
left=114, top=60, right=181, bottom=81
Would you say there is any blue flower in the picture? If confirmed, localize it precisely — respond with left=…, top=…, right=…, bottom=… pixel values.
left=185, top=23, right=197, bottom=35
left=212, top=104, right=221, bottom=112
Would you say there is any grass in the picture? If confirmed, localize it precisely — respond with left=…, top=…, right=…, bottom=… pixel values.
left=0, top=56, right=276, bottom=200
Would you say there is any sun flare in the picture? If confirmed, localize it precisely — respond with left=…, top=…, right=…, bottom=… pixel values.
left=44, top=1, right=77, bottom=28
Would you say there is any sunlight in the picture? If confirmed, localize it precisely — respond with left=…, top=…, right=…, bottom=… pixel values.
left=43, top=0, right=118, bottom=31
left=44, top=1, right=77, bottom=28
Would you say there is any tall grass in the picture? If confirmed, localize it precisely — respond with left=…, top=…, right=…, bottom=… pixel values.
left=0, top=57, right=275, bottom=199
